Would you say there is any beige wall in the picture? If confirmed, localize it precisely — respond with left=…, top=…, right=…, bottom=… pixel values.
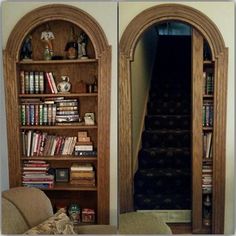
left=1, top=1, right=117, bottom=226
left=119, top=2, right=234, bottom=234
left=131, top=27, right=157, bottom=172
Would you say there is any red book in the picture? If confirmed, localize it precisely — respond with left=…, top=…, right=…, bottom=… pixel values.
left=45, top=72, right=55, bottom=93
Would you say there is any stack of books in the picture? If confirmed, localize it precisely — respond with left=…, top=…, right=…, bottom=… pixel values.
left=55, top=99, right=80, bottom=123
left=70, top=163, right=95, bottom=186
left=22, top=160, right=54, bottom=188
left=74, top=132, right=97, bottom=157
left=203, top=100, right=213, bottom=127
left=203, top=72, right=214, bottom=95
left=202, top=163, right=213, bottom=194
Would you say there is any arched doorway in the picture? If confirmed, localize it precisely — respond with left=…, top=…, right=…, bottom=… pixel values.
left=119, top=4, right=227, bottom=233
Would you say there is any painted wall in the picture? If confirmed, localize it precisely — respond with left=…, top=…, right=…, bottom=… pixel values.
left=131, top=27, right=157, bottom=172
left=119, top=2, right=234, bottom=234
left=1, top=1, right=117, bottom=225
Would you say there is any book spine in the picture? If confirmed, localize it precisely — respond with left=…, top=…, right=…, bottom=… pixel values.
left=29, top=72, right=34, bottom=94
left=43, top=104, right=48, bottom=125
left=48, top=72, right=58, bottom=93
left=45, top=72, right=55, bottom=93
left=39, top=104, right=43, bottom=125
left=21, top=104, right=26, bottom=126
left=20, top=71, right=25, bottom=94
left=34, top=72, right=39, bottom=94
left=25, top=72, right=30, bottom=94
left=30, top=104, right=35, bottom=125
left=39, top=72, right=44, bottom=94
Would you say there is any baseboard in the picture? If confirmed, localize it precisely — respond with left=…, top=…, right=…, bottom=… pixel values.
left=137, top=209, right=192, bottom=223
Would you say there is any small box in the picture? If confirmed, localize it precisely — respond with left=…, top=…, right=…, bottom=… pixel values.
left=78, top=131, right=88, bottom=138
left=82, top=208, right=95, bottom=223
left=55, top=168, right=69, bottom=182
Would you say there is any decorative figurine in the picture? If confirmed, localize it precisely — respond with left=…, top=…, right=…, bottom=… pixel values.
left=57, top=76, right=71, bottom=93
left=84, top=113, right=95, bottom=125
left=68, top=203, right=81, bottom=224
left=78, top=31, right=88, bottom=59
left=20, top=35, right=32, bottom=60
left=65, top=27, right=78, bottom=59
left=41, top=24, right=55, bottom=60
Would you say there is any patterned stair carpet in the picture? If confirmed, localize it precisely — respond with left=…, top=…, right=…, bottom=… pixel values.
left=134, top=35, right=192, bottom=210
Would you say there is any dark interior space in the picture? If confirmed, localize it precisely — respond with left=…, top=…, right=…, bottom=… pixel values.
left=134, top=27, right=192, bottom=211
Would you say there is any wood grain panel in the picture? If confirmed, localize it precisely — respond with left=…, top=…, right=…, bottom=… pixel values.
left=191, top=28, right=204, bottom=233
left=119, top=53, right=133, bottom=213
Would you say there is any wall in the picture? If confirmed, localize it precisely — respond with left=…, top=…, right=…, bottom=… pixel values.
left=119, top=2, right=234, bottom=234
left=131, top=27, right=157, bottom=172
left=1, top=1, right=117, bottom=226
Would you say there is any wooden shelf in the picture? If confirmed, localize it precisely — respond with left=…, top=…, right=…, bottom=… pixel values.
left=20, top=125, right=98, bottom=130
left=203, top=60, right=214, bottom=65
left=202, top=158, right=213, bottom=162
left=17, top=59, right=98, bottom=65
left=19, top=93, right=98, bottom=98
left=202, top=127, right=213, bottom=131
left=21, top=156, right=97, bottom=161
left=42, top=183, right=97, bottom=191
left=203, top=94, right=213, bottom=99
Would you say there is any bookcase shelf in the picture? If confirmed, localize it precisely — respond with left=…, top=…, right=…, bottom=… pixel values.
left=17, top=59, right=98, bottom=65
left=20, top=125, right=98, bottom=130
left=19, top=93, right=98, bottom=98
left=43, top=184, right=97, bottom=191
left=4, top=5, right=111, bottom=224
left=21, top=156, right=97, bottom=161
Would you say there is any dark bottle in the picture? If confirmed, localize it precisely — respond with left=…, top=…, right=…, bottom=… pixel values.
left=65, top=27, right=78, bottom=59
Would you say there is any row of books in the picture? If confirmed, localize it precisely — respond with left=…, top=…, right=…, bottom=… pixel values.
left=70, top=163, right=95, bottom=186
left=22, top=130, right=77, bottom=157
left=203, top=72, right=214, bottom=95
left=22, top=130, right=96, bottom=157
left=22, top=160, right=54, bottom=188
left=203, top=132, right=213, bottom=159
left=20, top=71, right=58, bottom=94
left=202, top=163, right=212, bottom=194
left=203, top=100, right=213, bottom=127
left=20, top=98, right=80, bottom=126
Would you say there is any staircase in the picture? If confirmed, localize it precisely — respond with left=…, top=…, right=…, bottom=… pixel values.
left=134, top=36, right=192, bottom=211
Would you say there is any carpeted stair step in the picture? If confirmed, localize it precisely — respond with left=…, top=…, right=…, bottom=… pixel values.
left=147, top=100, right=190, bottom=115
left=134, top=193, right=191, bottom=210
left=134, top=168, right=191, bottom=195
left=145, top=115, right=190, bottom=130
left=142, top=130, right=191, bottom=149
left=138, top=147, right=191, bottom=169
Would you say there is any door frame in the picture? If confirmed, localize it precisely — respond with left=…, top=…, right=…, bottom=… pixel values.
left=119, top=4, right=228, bottom=234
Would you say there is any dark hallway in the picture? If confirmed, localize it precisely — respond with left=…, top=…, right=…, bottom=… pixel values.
left=134, top=33, right=192, bottom=213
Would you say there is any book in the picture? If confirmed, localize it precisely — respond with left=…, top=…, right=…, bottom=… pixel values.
left=48, top=72, right=58, bottom=93
left=45, top=72, right=55, bottom=93
left=20, top=71, right=25, bottom=94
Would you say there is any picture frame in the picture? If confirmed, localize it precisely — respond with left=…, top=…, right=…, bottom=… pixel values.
left=55, top=168, right=69, bottom=182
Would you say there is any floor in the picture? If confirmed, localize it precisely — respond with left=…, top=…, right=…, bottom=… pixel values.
left=167, top=223, right=192, bottom=234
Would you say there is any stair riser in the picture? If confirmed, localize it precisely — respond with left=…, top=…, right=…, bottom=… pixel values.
left=142, top=132, right=191, bottom=148
left=145, top=116, right=190, bottom=130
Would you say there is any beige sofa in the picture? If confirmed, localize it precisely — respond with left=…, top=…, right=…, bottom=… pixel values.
left=2, top=187, right=116, bottom=234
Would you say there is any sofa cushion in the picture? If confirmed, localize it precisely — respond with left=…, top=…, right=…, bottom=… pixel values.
left=119, top=212, right=172, bottom=234
left=25, top=210, right=75, bottom=234
left=2, top=198, right=29, bottom=234
left=2, top=187, right=53, bottom=228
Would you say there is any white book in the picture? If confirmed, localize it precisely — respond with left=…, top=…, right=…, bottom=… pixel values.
left=27, top=130, right=33, bottom=157
left=206, top=132, right=212, bottom=158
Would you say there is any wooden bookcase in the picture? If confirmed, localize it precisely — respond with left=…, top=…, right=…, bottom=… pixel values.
left=3, top=5, right=111, bottom=224
left=192, top=29, right=227, bottom=234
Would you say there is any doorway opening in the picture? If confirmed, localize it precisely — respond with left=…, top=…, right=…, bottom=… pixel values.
left=132, top=21, right=192, bottom=222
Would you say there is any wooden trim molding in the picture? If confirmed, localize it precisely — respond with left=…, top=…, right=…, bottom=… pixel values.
left=119, top=4, right=228, bottom=234
left=3, top=4, right=111, bottom=224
